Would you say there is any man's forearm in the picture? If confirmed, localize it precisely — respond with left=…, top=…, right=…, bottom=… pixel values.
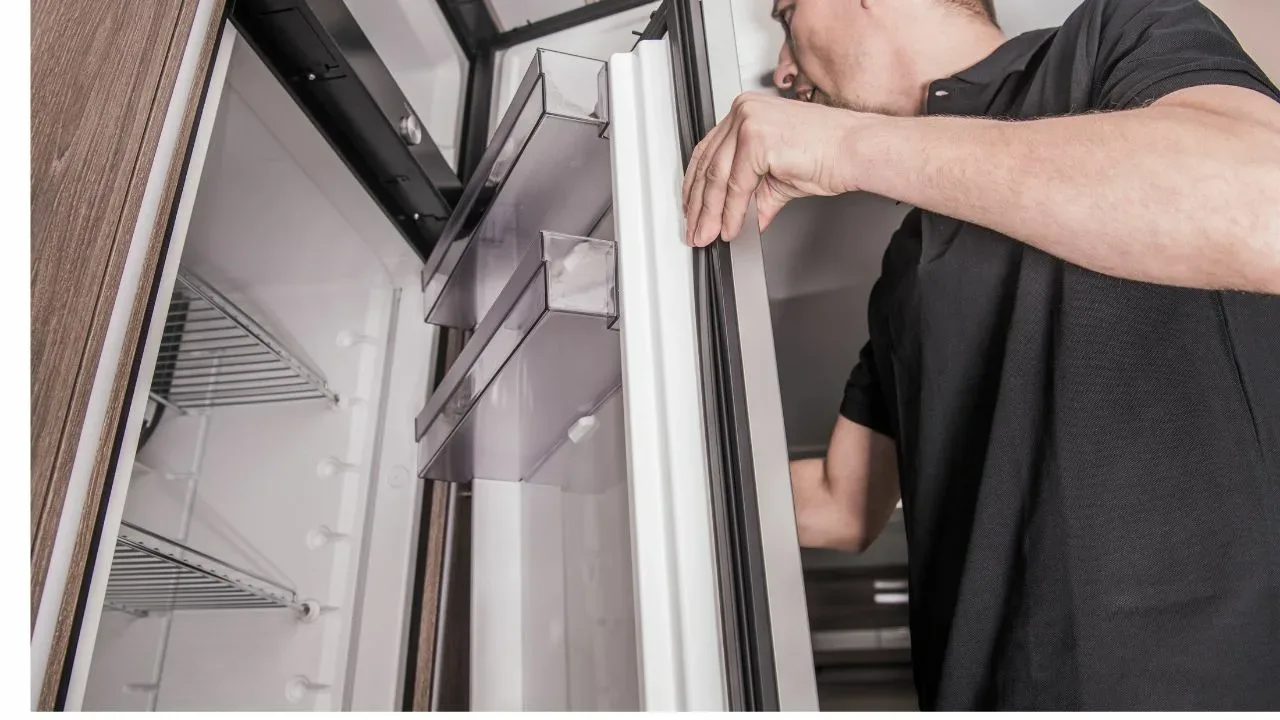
left=846, top=93, right=1280, bottom=294
left=789, top=420, right=900, bottom=552
left=791, top=458, right=864, bottom=551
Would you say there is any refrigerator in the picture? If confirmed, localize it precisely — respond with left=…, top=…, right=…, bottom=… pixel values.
left=38, top=0, right=1107, bottom=711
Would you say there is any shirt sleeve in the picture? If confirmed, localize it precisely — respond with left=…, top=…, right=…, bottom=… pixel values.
left=1091, top=0, right=1280, bottom=110
left=840, top=339, right=895, bottom=439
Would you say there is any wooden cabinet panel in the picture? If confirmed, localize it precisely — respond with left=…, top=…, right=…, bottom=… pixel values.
left=30, top=0, right=224, bottom=708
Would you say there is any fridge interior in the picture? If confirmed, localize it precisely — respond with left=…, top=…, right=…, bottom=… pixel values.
left=69, top=0, right=901, bottom=711
left=78, top=2, right=910, bottom=710
left=76, top=6, right=648, bottom=711
left=77, top=31, right=441, bottom=711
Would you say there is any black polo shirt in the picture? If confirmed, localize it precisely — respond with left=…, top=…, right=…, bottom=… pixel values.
left=839, top=0, right=1280, bottom=710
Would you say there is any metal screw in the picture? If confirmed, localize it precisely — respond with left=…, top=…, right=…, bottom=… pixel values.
left=306, top=72, right=317, bottom=81
left=397, top=111, right=423, bottom=146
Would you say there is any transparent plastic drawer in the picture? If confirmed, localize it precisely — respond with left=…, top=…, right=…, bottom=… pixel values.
left=420, top=49, right=612, bottom=330
left=416, top=231, right=620, bottom=483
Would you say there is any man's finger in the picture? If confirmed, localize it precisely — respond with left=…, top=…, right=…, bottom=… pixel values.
left=755, top=180, right=792, bottom=234
left=682, top=132, right=712, bottom=212
left=694, top=128, right=740, bottom=247
left=720, top=130, right=765, bottom=241
left=683, top=115, right=731, bottom=212
left=685, top=122, right=733, bottom=245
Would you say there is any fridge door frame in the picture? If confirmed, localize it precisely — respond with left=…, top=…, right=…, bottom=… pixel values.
left=697, top=0, right=820, bottom=710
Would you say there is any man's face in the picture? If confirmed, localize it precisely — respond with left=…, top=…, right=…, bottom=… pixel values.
left=772, top=0, right=915, bottom=115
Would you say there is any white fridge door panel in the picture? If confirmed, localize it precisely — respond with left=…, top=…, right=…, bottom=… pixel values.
left=608, top=39, right=729, bottom=712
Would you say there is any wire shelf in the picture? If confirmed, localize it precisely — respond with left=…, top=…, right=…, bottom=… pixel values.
left=105, top=522, right=306, bottom=617
left=150, top=270, right=338, bottom=412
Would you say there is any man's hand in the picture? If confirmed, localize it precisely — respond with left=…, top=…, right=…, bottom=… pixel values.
left=686, top=85, right=1280, bottom=293
left=681, top=93, right=866, bottom=247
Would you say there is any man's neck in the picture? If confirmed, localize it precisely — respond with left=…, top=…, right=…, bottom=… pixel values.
left=905, top=15, right=1007, bottom=108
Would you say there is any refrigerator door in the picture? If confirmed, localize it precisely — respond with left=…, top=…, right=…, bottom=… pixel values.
left=607, top=39, right=729, bottom=712
left=411, top=42, right=721, bottom=711
left=612, top=2, right=821, bottom=711
left=609, top=22, right=817, bottom=709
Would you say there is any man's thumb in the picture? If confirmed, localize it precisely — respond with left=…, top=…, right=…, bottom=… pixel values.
left=755, top=184, right=789, bottom=234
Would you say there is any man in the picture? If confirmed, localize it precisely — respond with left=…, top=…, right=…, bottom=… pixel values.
left=681, top=0, right=1280, bottom=710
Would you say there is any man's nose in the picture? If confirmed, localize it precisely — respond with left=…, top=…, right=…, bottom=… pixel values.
left=774, top=44, right=798, bottom=90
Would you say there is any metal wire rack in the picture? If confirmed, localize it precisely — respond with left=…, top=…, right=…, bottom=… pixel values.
left=105, top=522, right=308, bottom=617
left=150, top=270, right=338, bottom=412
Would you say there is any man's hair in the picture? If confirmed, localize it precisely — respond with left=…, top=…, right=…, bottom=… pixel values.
left=942, top=0, right=999, bottom=24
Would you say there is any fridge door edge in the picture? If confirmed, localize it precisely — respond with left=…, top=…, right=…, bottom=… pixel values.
left=699, top=0, right=821, bottom=711
left=608, top=39, right=730, bottom=712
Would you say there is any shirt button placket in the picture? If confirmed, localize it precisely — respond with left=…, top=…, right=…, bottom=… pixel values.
left=927, top=83, right=952, bottom=114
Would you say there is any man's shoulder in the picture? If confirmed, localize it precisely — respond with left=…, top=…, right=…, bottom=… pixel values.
left=1058, top=0, right=1205, bottom=40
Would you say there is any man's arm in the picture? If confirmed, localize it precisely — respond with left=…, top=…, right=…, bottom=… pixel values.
left=845, top=85, right=1280, bottom=294
left=684, top=84, right=1280, bottom=294
left=791, top=416, right=899, bottom=552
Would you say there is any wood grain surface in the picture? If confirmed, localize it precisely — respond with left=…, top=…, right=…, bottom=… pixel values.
left=30, top=0, right=224, bottom=708
left=411, top=479, right=453, bottom=710
left=410, top=329, right=471, bottom=710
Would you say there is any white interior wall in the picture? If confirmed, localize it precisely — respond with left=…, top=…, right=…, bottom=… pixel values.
left=82, top=37, right=429, bottom=712
left=343, top=282, right=437, bottom=711
left=472, top=393, right=639, bottom=712
left=529, top=392, right=637, bottom=711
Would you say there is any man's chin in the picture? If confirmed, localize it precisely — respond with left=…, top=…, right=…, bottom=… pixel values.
left=817, top=91, right=868, bottom=112
left=836, top=97, right=906, bottom=117
left=809, top=90, right=896, bottom=116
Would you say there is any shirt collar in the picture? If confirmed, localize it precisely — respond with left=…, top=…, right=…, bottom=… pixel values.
left=951, top=28, right=1057, bottom=85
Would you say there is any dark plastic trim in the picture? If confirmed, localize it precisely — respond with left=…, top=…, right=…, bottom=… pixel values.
left=232, top=0, right=463, bottom=260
